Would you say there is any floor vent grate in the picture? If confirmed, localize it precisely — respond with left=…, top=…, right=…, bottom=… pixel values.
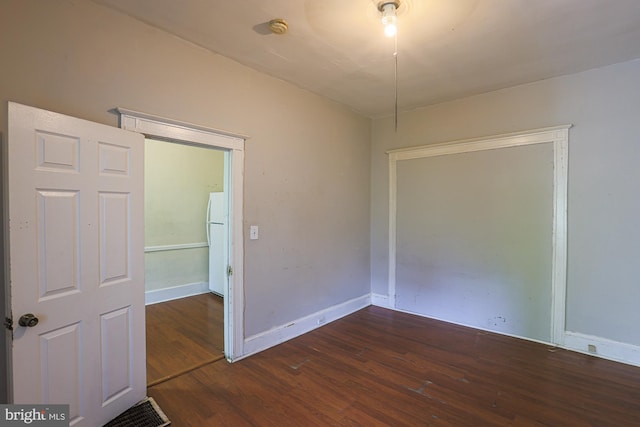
left=103, top=397, right=170, bottom=427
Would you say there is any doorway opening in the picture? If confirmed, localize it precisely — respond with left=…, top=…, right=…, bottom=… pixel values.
left=144, top=138, right=228, bottom=385
left=117, top=108, right=247, bottom=369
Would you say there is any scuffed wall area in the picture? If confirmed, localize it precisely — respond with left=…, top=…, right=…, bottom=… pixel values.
left=394, top=144, right=553, bottom=341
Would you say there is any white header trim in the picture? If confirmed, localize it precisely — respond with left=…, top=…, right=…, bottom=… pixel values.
left=116, top=107, right=248, bottom=150
left=387, top=125, right=571, bottom=159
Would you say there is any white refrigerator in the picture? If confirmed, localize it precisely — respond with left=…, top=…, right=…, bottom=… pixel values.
left=207, top=192, right=227, bottom=297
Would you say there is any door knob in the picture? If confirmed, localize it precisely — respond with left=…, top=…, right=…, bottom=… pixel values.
left=18, top=313, right=39, bottom=328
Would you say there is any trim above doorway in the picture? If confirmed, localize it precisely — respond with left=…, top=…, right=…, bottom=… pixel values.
left=117, top=107, right=249, bottom=142
left=116, top=108, right=246, bottom=361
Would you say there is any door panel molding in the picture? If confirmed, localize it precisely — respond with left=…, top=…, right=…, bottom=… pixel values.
left=7, top=102, right=145, bottom=426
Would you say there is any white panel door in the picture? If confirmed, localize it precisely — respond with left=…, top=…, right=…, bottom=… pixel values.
left=7, top=102, right=146, bottom=426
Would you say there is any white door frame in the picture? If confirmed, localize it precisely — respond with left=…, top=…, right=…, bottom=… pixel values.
left=117, top=108, right=247, bottom=361
left=387, top=125, right=571, bottom=345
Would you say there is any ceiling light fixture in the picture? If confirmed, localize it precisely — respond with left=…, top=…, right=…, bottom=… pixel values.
left=378, top=1, right=401, bottom=131
left=379, top=1, right=399, bottom=38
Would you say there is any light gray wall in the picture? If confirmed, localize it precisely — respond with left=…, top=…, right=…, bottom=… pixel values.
left=0, top=0, right=371, bottom=399
left=395, top=144, right=553, bottom=341
left=144, top=140, right=224, bottom=293
left=372, top=59, right=640, bottom=347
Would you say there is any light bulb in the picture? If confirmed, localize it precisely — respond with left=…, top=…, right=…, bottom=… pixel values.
left=381, top=3, right=397, bottom=38
left=384, top=21, right=397, bottom=37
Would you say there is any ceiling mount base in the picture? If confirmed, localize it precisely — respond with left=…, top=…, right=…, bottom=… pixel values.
left=378, top=1, right=400, bottom=12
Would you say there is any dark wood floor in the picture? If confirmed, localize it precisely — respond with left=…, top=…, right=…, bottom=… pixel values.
left=147, top=305, right=640, bottom=426
left=146, top=293, right=224, bottom=386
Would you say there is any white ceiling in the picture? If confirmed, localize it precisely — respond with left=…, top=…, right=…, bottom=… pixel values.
left=93, top=0, right=640, bottom=117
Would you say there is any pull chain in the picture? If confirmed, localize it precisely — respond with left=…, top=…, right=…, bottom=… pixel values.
left=394, top=32, right=398, bottom=132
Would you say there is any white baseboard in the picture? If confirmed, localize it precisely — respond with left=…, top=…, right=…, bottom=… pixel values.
left=563, top=331, right=640, bottom=367
left=390, top=305, right=554, bottom=347
left=241, top=294, right=371, bottom=359
left=145, top=282, right=209, bottom=305
left=371, top=293, right=392, bottom=309
left=371, top=298, right=640, bottom=368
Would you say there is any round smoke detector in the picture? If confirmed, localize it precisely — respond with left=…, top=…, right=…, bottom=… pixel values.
left=268, top=18, right=288, bottom=35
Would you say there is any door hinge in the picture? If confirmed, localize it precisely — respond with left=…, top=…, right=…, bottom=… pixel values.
left=4, top=317, right=13, bottom=331
left=227, top=265, right=233, bottom=277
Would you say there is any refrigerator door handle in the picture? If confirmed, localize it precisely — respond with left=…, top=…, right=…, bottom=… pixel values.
left=206, top=197, right=212, bottom=246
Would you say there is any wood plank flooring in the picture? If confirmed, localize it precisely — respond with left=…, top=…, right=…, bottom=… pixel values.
left=146, top=293, right=224, bottom=386
left=148, top=305, right=640, bottom=426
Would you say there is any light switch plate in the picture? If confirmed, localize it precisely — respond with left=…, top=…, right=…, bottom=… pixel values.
left=250, top=225, right=259, bottom=240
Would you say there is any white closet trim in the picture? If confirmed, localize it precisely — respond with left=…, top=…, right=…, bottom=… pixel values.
left=387, top=125, right=571, bottom=345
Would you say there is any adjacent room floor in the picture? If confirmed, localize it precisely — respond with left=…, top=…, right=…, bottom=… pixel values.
left=146, top=303, right=640, bottom=426
left=146, top=293, right=224, bottom=387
